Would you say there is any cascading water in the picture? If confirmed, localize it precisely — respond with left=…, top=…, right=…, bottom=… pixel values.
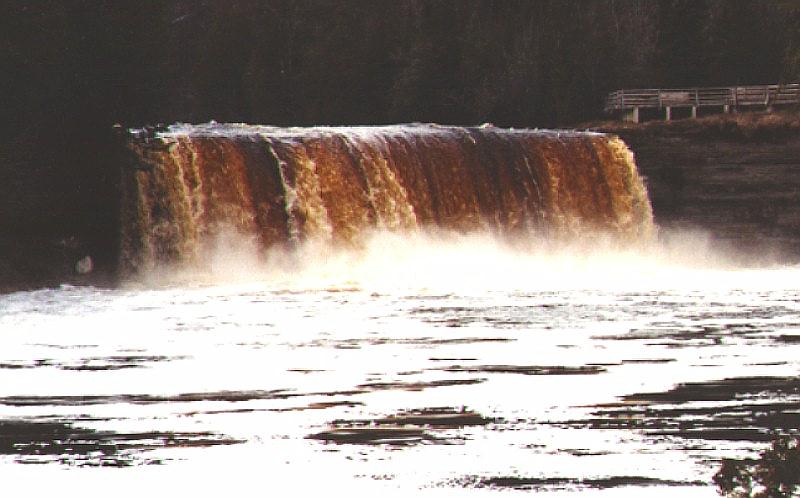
left=5, top=124, right=800, bottom=497
left=120, top=123, right=653, bottom=277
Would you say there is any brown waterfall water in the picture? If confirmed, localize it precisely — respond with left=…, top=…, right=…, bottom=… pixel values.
left=120, top=123, right=653, bottom=276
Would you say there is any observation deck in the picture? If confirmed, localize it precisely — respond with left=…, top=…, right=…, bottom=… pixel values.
left=605, top=83, right=800, bottom=122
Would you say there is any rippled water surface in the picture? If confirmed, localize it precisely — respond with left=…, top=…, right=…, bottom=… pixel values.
left=2, top=241, right=799, bottom=496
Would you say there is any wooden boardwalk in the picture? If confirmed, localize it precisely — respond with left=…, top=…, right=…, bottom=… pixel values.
left=605, top=83, right=800, bottom=122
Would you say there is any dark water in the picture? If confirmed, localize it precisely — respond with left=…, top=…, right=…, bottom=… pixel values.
left=1, top=237, right=799, bottom=496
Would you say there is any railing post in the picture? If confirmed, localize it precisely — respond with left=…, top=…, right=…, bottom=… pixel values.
left=605, top=82, right=799, bottom=121
left=765, top=85, right=773, bottom=111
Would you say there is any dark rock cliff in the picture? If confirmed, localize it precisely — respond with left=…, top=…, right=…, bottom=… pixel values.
left=0, top=130, right=122, bottom=293
left=599, top=112, right=800, bottom=261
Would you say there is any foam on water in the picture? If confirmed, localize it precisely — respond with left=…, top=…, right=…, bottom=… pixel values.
left=125, top=227, right=800, bottom=294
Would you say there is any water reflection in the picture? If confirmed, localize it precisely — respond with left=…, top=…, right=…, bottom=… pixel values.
left=0, top=418, right=241, bottom=467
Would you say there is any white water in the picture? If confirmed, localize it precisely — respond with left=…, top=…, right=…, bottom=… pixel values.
left=1, top=231, right=799, bottom=497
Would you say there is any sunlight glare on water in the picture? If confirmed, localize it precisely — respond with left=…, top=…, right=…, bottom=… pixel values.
left=1, top=230, right=799, bottom=497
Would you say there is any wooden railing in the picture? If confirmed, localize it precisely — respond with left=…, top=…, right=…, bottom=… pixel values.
left=605, top=83, right=800, bottom=116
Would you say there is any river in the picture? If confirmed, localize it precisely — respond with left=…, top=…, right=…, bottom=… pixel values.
left=1, top=232, right=798, bottom=496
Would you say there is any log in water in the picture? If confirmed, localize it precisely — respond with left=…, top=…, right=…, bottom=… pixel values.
left=121, top=123, right=653, bottom=276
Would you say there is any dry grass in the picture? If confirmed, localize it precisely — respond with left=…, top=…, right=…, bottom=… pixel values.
left=582, top=108, right=800, bottom=142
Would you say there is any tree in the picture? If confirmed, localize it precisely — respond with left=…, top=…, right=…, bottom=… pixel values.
left=776, top=0, right=800, bottom=82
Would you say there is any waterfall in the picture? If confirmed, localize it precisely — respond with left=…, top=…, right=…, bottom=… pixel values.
left=119, top=123, right=653, bottom=276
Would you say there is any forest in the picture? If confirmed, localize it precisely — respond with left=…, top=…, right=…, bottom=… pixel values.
left=2, top=0, right=800, bottom=286
left=6, top=0, right=800, bottom=130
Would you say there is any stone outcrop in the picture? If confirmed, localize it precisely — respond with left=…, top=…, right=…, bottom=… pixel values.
left=598, top=112, right=800, bottom=261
